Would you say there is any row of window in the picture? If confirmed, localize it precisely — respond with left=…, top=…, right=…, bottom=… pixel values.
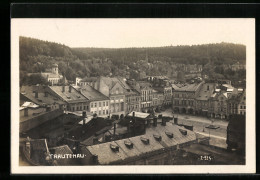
left=174, top=93, right=193, bottom=98
left=90, top=101, right=108, bottom=108
left=110, top=102, right=124, bottom=112
left=174, top=100, right=194, bottom=106
left=68, top=105, right=89, bottom=111
left=91, top=109, right=109, bottom=115
left=126, top=97, right=140, bottom=103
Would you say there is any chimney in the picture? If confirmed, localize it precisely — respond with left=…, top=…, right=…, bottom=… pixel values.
left=161, top=117, right=166, bottom=126
left=35, top=91, right=38, bottom=98
left=69, top=86, right=72, bottom=93
left=174, top=117, right=178, bottom=124
left=153, top=117, right=157, bottom=127
left=113, top=123, right=116, bottom=136
left=62, top=86, right=65, bottom=92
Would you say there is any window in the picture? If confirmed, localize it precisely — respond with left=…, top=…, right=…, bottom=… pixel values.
left=106, top=101, right=108, bottom=106
left=83, top=106, right=86, bottom=110
left=106, top=110, right=108, bottom=114
left=72, top=107, right=75, bottom=111
left=103, top=110, right=105, bottom=114
left=77, top=107, right=79, bottom=111
left=91, top=103, right=93, bottom=108
left=87, top=106, right=89, bottom=110
left=103, top=102, right=105, bottom=106
left=95, top=103, right=97, bottom=107
left=99, top=102, right=101, bottom=107
left=99, top=111, right=101, bottom=115
left=240, top=106, right=243, bottom=109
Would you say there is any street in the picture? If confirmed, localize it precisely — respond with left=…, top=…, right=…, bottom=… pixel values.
left=156, top=108, right=228, bottom=148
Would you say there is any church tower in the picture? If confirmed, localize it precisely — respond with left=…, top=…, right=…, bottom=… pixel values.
left=52, top=63, right=59, bottom=75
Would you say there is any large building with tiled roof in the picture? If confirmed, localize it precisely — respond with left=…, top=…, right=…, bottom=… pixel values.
left=20, top=85, right=66, bottom=111
left=48, top=85, right=88, bottom=112
left=77, top=76, right=127, bottom=116
left=81, top=122, right=197, bottom=165
left=172, top=82, right=203, bottom=114
left=195, top=83, right=215, bottom=116
left=73, top=85, right=110, bottom=116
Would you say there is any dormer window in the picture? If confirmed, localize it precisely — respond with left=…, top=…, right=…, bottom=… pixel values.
left=124, top=140, right=133, bottom=149
left=153, top=134, right=162, bottom=141
left=140, top=137, right=149, bottom=145
left=110, top=144, right=119, bottom=152
left=165, top=132, right=174, bottom=138
left=179, top=129, right=187, bottom=135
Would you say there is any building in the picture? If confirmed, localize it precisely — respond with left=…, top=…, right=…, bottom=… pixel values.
left=230, top=62, right=246, bottom=71
left=208, top=91, right=229, bottom=119
left=152, top=89, right=164, bottom=109
left=19, top=101, right=46, bottom=119
left=227, top=89, right=246, bottom=116
left=128, top=80, right=153, bottom=112
left=48, top=85, right=88, bottom=112
left=40, top=63, right=63, bottom=85
left=81, top=122, right=197, bottom=165
left=20, top=85, right=67, bottom=111
left=80, top=77, right=126, bottom=116
left=147, top=76, right=173, bottom=107
left=73, top=85, right=110, bottom=117
left=172, top=82, right=204, bottom=114
left=195, top=83, right=215, bottom=116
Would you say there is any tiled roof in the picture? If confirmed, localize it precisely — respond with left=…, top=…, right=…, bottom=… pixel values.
left=83, top=122, right=196, bottom=165
left=172, top=82, right=203, bottom=92
left=49, top=86, right=88, bottom=103
left=74, top=85, right=109, bottom=101
left=20, top=86, right=66, bottom=106
left=196, top=83, right=215, bottom=101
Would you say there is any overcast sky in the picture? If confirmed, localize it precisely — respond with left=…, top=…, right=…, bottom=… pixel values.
left=12, top=18, right=253, bottom=48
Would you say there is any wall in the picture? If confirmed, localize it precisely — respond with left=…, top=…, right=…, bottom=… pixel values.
left=20, top=109, right=63, bottom=133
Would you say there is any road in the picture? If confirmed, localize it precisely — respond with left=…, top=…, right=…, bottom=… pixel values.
left=156, top=108, right=229, bottom=148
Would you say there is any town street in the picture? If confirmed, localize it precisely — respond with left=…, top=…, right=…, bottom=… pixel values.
left=156, top=108, right=229, bottom=148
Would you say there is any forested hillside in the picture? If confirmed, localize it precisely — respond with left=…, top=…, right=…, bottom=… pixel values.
left=19, top=36, right=246, bottom=86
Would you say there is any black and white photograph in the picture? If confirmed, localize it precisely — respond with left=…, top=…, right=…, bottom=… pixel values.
left=11, top=18, right=255, bottom=174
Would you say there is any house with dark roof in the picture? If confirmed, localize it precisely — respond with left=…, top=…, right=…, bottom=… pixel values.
left=48, top=85, right=89, bottom=112
left=172, top=82, right=204, bottom=114
left=195, top=83, right=215, bottom=116
left=20, top=85, right=66, bottom=111
left=81, top=122, right=197, bottom=165
left=73, top=85, right=110, bottom=117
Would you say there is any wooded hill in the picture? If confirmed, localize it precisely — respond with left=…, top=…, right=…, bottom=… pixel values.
left=19, top=36, right=246, bottom=85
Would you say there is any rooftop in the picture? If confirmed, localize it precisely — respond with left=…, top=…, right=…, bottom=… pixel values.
left=49, top=86, right=88, bottom=103
left=73, top=85, right=109, bottom=101
left=196, top=83, right=215, bottom=101
left=172, top=82, right=203, bottom=92
left=83, top=122, right=196, bottom=165
left=20, top=86, right=66, bottom=106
